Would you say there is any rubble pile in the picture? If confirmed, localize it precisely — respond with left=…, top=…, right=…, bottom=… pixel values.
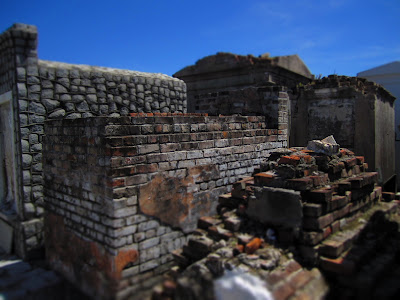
left=151, top=141, right=400, bottom=300
left=165, top=211, right=329, bottom=300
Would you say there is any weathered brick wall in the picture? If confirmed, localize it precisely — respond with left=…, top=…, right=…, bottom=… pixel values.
left=0, top=23, right=187, bottom=258
left=43, top=114, right=287, bottom=299
left=191, top=86, right=289, bottom=130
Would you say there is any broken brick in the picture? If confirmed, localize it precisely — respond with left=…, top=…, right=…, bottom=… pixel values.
left=307, top=188, right=333, bottom=203
left=245, top=237, right=263, bottom=254
left=207, top=226, right=233, bottom=241
left=303, top=203, right=323, bottom=217
left=278, top=155, right=301, bottom=166
left=224, top=217, right=242, bottom=231
left=254, top=172, right=276, bottom=186
left=197, top=216, right=221, bottom=229
left=309, top=174, right=329, bottom=187
left=286, top=177, right=314, bottom=191
left=303, top=213, right=334, bottom=230
left=233, top=244, right=244, bottom=255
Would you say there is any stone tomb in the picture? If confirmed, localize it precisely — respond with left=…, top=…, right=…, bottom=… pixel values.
left=43, top=114, right=287, bottom=299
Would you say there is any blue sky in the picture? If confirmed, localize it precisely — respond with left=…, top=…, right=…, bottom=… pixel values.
left=1, top=0, right=399, bottom=77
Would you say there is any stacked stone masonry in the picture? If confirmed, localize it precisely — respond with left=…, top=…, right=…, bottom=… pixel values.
left=43, top=114, right=287, bottom=299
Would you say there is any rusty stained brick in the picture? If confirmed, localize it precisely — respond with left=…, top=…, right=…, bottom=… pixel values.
left=45, top=213, right=138, bottom=299
left=278, top=155, right=301, bottom=166
left=138, top=164, right=220, bottom=233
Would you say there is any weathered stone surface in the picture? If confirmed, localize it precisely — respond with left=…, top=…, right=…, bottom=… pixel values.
left=247, top=187, right=302, bottom=228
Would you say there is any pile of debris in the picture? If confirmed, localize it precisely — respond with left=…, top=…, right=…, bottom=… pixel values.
left=151, top=138, right=400, bottom=300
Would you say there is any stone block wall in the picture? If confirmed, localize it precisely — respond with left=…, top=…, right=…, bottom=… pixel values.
left=0, top=23, right=187, bottom=259
left=43, top=114, right=287, bottom=299
left=0, top=24, right=39, bottom=258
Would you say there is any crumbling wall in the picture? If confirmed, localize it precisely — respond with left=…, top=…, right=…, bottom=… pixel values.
left=290, top=75, right=395, bottom=184
left=43, top=114, right=287, bottom=299
left=0, top=23, right=187, bottom=258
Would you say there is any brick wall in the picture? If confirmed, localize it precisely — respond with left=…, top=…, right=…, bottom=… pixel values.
left=191, top=86, right=289, bottom=131
left=43, top=114, right=287, bottom=299
left=0, top=23, right=188, bottom=258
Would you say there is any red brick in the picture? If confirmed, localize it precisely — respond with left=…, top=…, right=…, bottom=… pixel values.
left=233, top=244, right=244, bottom=255
left=303, top=213, right=334, bottom=230
left=340, top=149, right=354, bottom=156
left=332, top=195, right=348, bottom=208
left=333, top=204, right=351, bottom=220
left=254, top=172, right=276, bottom=186
left=135, top=163, right=158, bottom=174
left=109, top=178, right=125, bottom=188
left=286, top=177, right=314, bottom=191
left=278, top=155, right=301, bottom=166
left=320, top=239, right=345, bottom=258
left=309, top=174, right=329, bottom=187
left=245, top=238, right=263, bottom=254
